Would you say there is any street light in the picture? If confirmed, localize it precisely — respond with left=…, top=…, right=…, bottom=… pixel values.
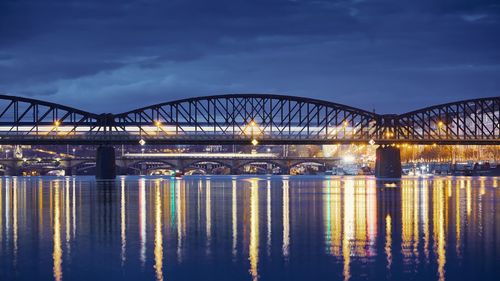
left=154, top=120, right=162, bottom=135
left=54, top=120, right=60, bottom=135
left=72, top=148, right=76, bottom=157
left=437, top=120, right=445, bottom=138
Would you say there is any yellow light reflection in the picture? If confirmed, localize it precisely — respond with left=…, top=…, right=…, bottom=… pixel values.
left=343, top=179, right=354, bottom=281
left=433, top=181, right=447, bottom=281
left=330, top=179, right=342, bottom=256
left=455, top=183, right=461, bottom=258
left=53, top=182, right=62, bottom=281
left=422, top=180, right=430, bottom=263
left=385, top=215, right=392, bottom=271
left=154, top=184, right=164, bottom=281
left=367, top=180, right=377, bottom=252
left=354, top=180, right=367, bottom=257
left=139, top=178, right=146, bottom=266
left=65, top=178, right=71, bottom=253
left=401, top=179, right=419, bottom=266
left=282, top=178, right=290, bottom=259
left=249, top=179, right=259, bottom=281
left=176, top=179, right=185, bottom=262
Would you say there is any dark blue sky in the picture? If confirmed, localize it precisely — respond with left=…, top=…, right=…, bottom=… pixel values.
left=1, top=0, right=499, bottom=113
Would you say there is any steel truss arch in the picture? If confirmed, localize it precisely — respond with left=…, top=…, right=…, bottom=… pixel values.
left=113, top=93, right=380, bottom=144
left=394, top=96, right=500, bottom=143
left=0, top=93, right=497, bottom=145
left=0, top=94, right=104, bottom=141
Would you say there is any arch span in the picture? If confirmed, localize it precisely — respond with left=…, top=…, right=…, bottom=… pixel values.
left=0, top=93, right=497, bottom=145
left=0, top=94, right=101, bottom=138
left=395, top=96, right=500, bottom=142
left=113, top=94, right=379, bottom=143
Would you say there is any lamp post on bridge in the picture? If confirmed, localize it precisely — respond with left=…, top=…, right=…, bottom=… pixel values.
left=437, top=120, right=445, bottom=139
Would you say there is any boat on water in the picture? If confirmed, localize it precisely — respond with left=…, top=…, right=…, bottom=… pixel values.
left=452, top=162, right=500, bottom=176
left=325, top=165, right=372, bottom=176
left=46, top=169, right=66, bottom=176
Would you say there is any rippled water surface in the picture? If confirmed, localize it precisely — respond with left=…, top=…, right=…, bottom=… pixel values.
left=0, top=176, right=499, bottom=281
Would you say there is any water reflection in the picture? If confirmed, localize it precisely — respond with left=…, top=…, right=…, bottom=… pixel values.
left=154, top=182, right=163, bottom=281
left=53, top=181, right=62, bottom=281
left=120, top=178, right=126, bottom=265
left=249, top=179, right=259, bottom=281
left=139, top=178, right=146, bottom=266
left=282, top=178, right=290, bottom=259
left=0, top=176, right=499, bottom=281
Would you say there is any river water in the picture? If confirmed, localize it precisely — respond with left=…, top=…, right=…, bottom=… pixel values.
left=0, top=176, right=499, bottom=281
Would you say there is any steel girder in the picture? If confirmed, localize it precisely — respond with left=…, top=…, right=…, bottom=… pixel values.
left=0, top=93, right=498, bottom=145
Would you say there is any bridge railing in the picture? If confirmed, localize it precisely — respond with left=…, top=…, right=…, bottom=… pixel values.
left=0, top=94, right=498, bottom=145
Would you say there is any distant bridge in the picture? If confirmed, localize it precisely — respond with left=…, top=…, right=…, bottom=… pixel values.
left=0, top=94, right=498, bottom=145
left=0, top=154, right=340, bottom=176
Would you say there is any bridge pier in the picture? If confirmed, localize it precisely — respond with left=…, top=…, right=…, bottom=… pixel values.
left=96, top=145, right=116, bottom=179
left=375, top=146, right=402, bottom=179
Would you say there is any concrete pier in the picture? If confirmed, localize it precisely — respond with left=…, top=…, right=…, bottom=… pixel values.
left=375, top=146, right=402, bottom=178
left=96, top=145, right=116, bottom=179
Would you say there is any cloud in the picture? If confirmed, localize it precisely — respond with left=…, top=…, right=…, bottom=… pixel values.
left=461, top=14, right=488, bottom=22
left=0, top=0, right=499, bottom=114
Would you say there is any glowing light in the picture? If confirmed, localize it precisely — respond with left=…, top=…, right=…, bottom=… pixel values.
left=54, top=120, right=60, bottom=127
left=437, top=121, right=444, bottom=128
left=249, top=179, right=260, bottom=281
left=53, top=183, right=62, bottom=281
left=154, top=120, right=162, bottom=127
left=139, top=139, right=146, bottom=146
left=124, top=152, right=276, bottom=158
left=369, top=139, right=375, bottom=146
left=385, top=215, right=392, bottom=270
left=342, top=154, right=355, bottom=163
left=139, top=178, right=146, bottom=266
left=251, top=139, right=259, bottom=146
left=154, top=185, right=164, bottom=281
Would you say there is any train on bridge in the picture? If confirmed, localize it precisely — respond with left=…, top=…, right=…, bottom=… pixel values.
left=0, top=93, right=497, bottom=178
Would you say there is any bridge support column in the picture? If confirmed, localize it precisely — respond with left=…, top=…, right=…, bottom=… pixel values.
left=281, top=166, right=290, bottom=175
left=96, top=145, right=116, bottom=180
left=375, top=146, right=402, bottom=179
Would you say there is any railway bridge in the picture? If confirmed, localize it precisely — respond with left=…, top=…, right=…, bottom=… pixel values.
left=0, top=93, right=498, bottom=178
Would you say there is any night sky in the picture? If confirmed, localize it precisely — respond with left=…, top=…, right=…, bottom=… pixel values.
left=1, top=0, right=499, bottom=114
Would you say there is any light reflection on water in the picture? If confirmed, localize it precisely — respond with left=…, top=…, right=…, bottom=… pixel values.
left=0, top=176, right=499, bottom=281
